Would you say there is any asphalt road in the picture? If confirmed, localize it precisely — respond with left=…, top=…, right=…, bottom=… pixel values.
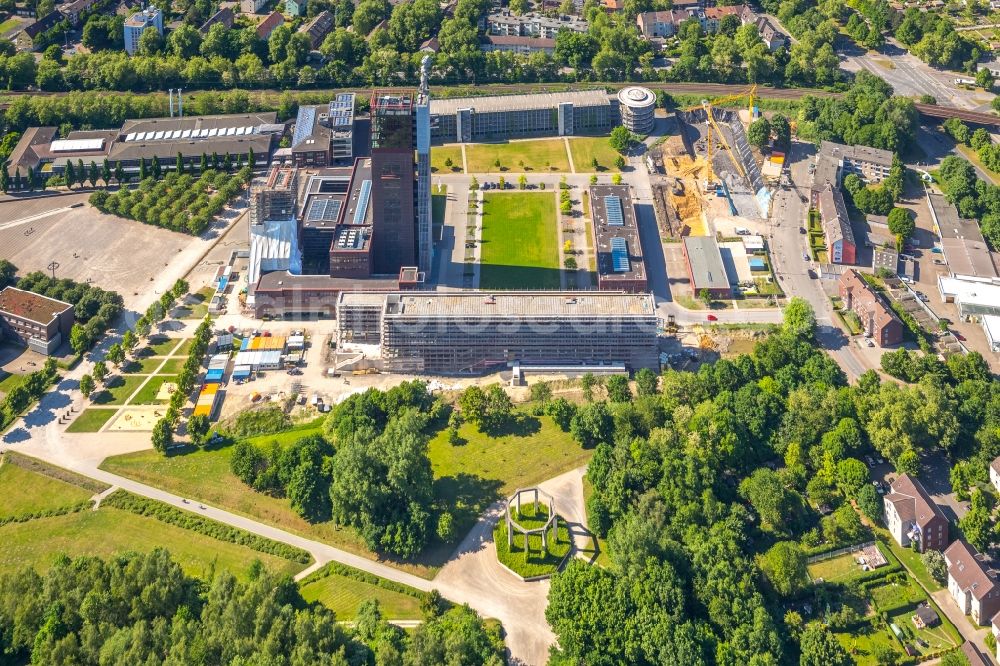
left=767, top=140, right=869, bottom=379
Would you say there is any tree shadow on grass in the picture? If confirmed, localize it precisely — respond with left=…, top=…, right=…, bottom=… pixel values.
left=434, top=472, right=503, bottom=532
left=478, top=264, right=562, bottom=290
left=483, top=413, right=541, bottom=438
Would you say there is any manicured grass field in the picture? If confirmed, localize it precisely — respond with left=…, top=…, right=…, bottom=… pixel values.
left=569, top=137, right=622, bottom=173
left=428, top=415, right=589, bottom=497
left=493, top=504, right=572, bottom=578
left=0, top=507, right=305, bottom=580
left=146, top=336, right=184, bottom=356
left=174, top=338, right=195, bottom=356
left=66, top=408, right=117, bottom=433
left=431, top=145, right=464, bottom=173
left=480, top=192, right=560, bottom=290
left=0, top=462, right=94, bottom=518
left=466, top=140, right=570, bottom=173
left=128, top=357, right=180, bottom=374
left=300, top=568, right=423, bottom=620
left=91, top=374, right=146, bottom=405
left=130, top=375, right=178, bottom=405
left=177, top=286, right=214, bottom=320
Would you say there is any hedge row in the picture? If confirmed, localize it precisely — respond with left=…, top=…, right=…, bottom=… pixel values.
left=4, top=451, right=110, bottom=494
left=102, top=490, right=311, bottom=564
left=0, top=500, right=93, bottom=527
left=300, top=561, right=429, bottom=601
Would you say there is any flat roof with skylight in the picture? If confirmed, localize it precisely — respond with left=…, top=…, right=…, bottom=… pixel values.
left=590, top=184, right=647, bottom=291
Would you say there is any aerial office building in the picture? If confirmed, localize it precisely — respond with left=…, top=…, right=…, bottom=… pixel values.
left=590, top=184, right=648, bottom=293
left=337, top=291, right=660, bottom=374
left=430, top=90, right=612, bottom=144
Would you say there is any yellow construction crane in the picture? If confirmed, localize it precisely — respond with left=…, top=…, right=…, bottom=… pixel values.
left=682, top=85, right=756, bottom=187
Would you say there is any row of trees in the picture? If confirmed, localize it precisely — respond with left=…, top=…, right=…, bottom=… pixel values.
left=936, top=154, right=1000, bottom=251
left=152, top=315, right=212, bottom=453
left=0, top=549, right=504, bottom=665
left=90, top=167, right=251, bottom=236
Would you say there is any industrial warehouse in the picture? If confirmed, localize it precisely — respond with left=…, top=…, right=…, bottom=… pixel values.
left=336, top=291, right=660, bottom=374
left=6, top=107, right=281, bottom=177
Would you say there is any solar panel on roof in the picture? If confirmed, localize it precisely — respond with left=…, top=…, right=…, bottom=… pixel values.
left=353, top=180, right=372, bottom=225
left=292, top=106, right=317, bottom=148
left=611, top=237, right=630, bottom=273
left=605, top=196, right=624, bottom=226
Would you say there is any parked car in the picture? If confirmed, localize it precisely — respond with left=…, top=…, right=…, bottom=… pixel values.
left=799, top=227, right=807, bottom=234
left=955, top=332, right=966, bottom=341
left=931, top=247, right=942, bottom=253
left=706, top=314, right=718, bottom=321
left=802, top=252, right=810, bottom=261
left=915, top=292, right=929, bottom=302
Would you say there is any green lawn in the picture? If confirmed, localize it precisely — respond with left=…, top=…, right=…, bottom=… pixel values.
left=90, top=375, right=146, bottom=405
left=174, top=339, right=195, bottom=356
left=429, top=415, right=589, bottom=497
left=807, top=551, right=866, bottom=583
left=145, top=336, right=184, bottom=356
left=835, top=625, right=905, bottom=666
left=431, top=145, right=464, bottom=174
left=66, top=408, right=118, bottom=433
left=0, top=507, right=305, bottom=580
left=0, top=462, right=94, bottom=518
left=130, top=375, right=178, bottom=405
left=242, top=418, right=325, bottom=447
left=433, top=190, right=446, bottom=231
left=128, top=357, right=184, bottom=374
left=466, top=140, right=570, bottom=173
left=878, top=533, right=943, bottom=592
left=493, top=504, right=572, bottom=578
left=0, top=17, right=22, bottom=33
left=569, top=137, right=622, bottom=173
left=869, top=577, right=928, bottom=613
left=886, top=607, right=960, bottom=655
left=300, top=566, right=424, bottom=620
left=0, top=371, right=27, bottom=396
left=176, top=286, right=214, bottom=320
left=480, top=192, right=560, bottom=290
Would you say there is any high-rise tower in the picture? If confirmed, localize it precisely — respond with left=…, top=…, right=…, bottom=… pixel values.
left=370, top=90, right=417, bottom=274
left=415, top=56, right=432, bottom=273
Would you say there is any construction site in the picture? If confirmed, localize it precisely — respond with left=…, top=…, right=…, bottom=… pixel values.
left=647, top=87, right=784, bottom=303
left=650, top=87, right=772, bottom=241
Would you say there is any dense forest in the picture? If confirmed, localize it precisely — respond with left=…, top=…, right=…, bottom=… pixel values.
left=544, top=300, right=999, bottom=664
left=0, top=549, right=504, bottom=665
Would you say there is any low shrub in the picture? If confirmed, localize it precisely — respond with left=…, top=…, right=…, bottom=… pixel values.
left=102, top=490, right=311, bottom=563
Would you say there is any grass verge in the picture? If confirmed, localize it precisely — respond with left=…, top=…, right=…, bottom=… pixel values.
left=66, top=408, right=118, bottom=433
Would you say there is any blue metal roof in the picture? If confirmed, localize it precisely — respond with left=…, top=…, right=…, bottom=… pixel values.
left=605, top=196, right=624, bottom=226
left=292, top=106, right=317, bottom=148
left=611, top=237, right=629, bottom=273
left=353, top=180, right=372, bottom=224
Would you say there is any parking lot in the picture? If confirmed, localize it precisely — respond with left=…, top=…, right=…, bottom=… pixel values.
left=0, top=195, right=199, bottom=311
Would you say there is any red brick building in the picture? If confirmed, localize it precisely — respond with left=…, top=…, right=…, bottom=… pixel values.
left=838, top=269, right=903, bottom=346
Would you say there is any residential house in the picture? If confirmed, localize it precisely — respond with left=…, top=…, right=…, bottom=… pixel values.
left=839, top=268, right=904, bottom=346
left=286, top=0, right=306, bottom=16
left=882, top=473, right=948, bottom=552
left=818, top=183, right=857, bottom=265
left=256, top=11, right=284, bottom=39
left=59, top=0, right=99, bottom=27
left=486, top=10, right=587, bottom=39
left=739, top=6, right=787, bottom=50
left=297, top=10, right=334, bottom=48
left=14, top=11, right=61, bottom=52
left=481, top=35, right=556, bottom=55
left=945, top=539, right=1000, bottom=626
left=200, top=6, right=234, bottom=33
left=0, top=287, right=75, bottom=355
left=241, top=0, right=269, bottom=12
left=991, top=457, right=1000, bottom=495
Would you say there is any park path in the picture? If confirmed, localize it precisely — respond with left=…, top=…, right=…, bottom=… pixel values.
left=4, top=380, right=585, bottom=665
left=563, top=138, right=576, bottom=174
